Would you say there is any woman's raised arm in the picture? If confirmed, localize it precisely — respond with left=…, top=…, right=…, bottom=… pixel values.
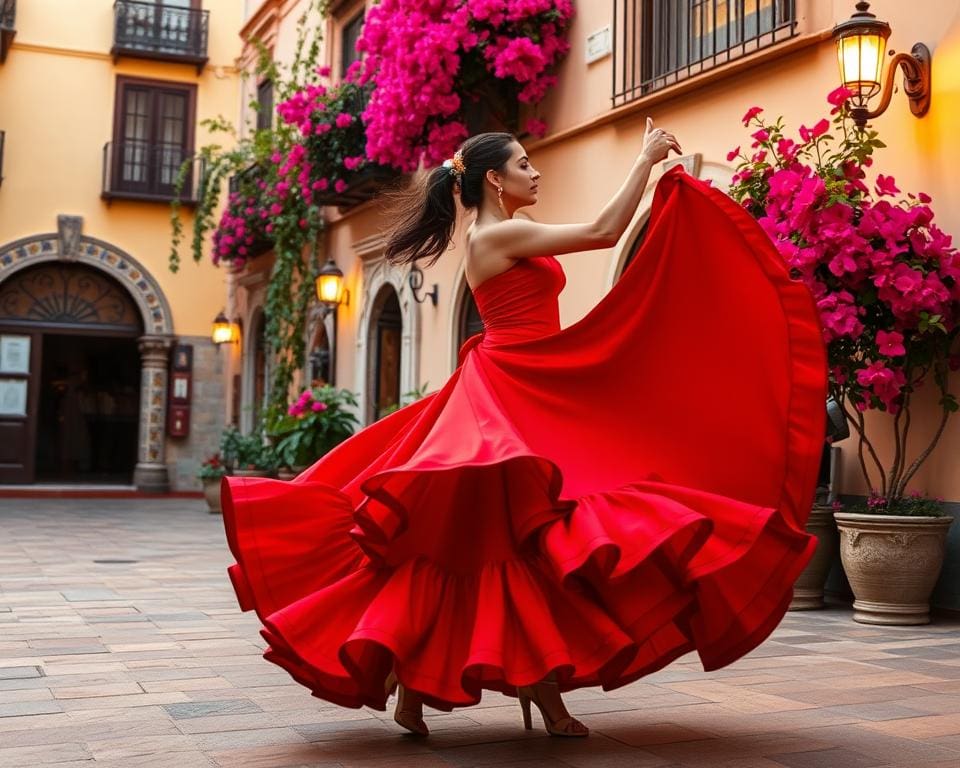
left=474, top=118, right=680, bottom=261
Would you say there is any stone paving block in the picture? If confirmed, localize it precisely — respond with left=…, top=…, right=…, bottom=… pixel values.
left=0, top=741, right=91, bottom=765
left=51, top=682, right=145, bottom=699
left=60, top=589, right=126, bottom=601
left=0, top=688, right=55, bottom=704
left=164, top=699, right=264, bottom=719
left=85, top=733, right=201, bottom=760
left=206, top=742, right=346, bottom=767
left=0, top=665, right=43, bottom=679
left=0, top=700, right=64, bottom=717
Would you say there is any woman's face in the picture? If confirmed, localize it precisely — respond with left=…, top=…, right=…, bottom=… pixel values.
left=499, top=141, right=541, bottom=209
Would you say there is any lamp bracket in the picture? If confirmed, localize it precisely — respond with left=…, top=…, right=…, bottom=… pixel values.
left=408, top=265, right=439, bottom=307
left=855, top=43, right=931, bottom=127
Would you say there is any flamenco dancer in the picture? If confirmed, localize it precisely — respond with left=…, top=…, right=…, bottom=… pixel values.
left=221, top=118, right=826, bottom=738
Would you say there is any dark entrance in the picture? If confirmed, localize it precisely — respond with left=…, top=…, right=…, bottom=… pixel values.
left=0, top=263, right=143, bottom=484
left=368, top=286, right=402, bottom=423
left=35, top=335, right=140, bottom=483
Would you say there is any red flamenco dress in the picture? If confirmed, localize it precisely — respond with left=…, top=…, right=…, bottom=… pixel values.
left=221, top=167, right=827, bottom=711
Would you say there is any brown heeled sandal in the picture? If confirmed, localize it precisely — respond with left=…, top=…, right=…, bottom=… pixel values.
left=391, top=681, right=429, bottom=737
left=518, top=680, right=589, bottom=737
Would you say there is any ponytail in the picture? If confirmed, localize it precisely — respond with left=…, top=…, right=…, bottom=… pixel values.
left=384, top=132, right=516, bottom=268
left=384, top=166, right=458, bottom=267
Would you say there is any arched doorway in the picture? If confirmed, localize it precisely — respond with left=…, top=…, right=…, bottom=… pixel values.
left=243, top=309, right=270, bottom=432
left=367, top=285, right=402, bottom=422
left=0, top=263, right=143, bottom=483
left=308, top=320, right=333, bottom=387
left=457, top=288, right=484, bottom=350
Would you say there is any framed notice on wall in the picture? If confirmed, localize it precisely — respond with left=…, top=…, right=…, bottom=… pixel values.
left=0, top=336, right=31, bottom=374
left=0, top=378, right=28, bottom=416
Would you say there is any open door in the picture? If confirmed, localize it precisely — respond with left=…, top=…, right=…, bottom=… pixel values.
left=0, top=330, right=41, bottom=483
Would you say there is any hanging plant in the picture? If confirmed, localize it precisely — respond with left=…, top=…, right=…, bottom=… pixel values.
left=275, top=74, right=398, bottom=207
left=728, top=88, right=960, bottom=510
left=355, top=0, right=574, bottom=172
left=169, top=0, right=331, bottom=426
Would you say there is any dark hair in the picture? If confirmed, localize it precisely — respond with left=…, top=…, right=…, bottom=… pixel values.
left=384, top=132, right=516, bottom=266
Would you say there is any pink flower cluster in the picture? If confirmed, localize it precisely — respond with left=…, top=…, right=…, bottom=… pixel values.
left=288, top=388, right=329, bottom=418
left=356, top=0, right=573, bottom=170
left=730, top=89, right=959, bottom=414
left=211, top=188, right=270, bottom=267
left=273, top=75, right=372, bottom=204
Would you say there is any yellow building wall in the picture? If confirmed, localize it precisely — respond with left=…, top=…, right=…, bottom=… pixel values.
left=0, top=0, right=244, bottom=338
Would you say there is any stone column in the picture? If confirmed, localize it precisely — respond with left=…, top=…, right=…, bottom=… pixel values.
left=133, top=334, right=174, bottom=493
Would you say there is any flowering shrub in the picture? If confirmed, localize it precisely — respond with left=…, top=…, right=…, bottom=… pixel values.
left=729, top=88, right=960, bottom=505
left=270, top=386, right=360, bottom=468
left=197, top=453, right=227, bottom=481
left=355, top=0, right=574, bottom=171
left=211, top=174, right=271, bottom=267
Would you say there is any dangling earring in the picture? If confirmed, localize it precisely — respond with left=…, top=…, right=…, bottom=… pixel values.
left=497, top=185, right=504, bottom=212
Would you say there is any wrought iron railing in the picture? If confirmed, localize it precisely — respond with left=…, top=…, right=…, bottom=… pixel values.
left=112, top=0, right=209, bottom=69
left=1, top=0, right=16, bottom=64
left=102, top=141, right=204, bottom=203
left=613, top=0, right=797, bottom=106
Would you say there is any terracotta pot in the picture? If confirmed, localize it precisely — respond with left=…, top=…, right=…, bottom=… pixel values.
left=835, top=512, right=953, bottom=625
left=201, top=477, right=222, bottom=514
left=789, top=504, right=838, bottom=610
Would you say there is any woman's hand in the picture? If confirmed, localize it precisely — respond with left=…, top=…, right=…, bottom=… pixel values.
left=640, top=117, right=682, bottom=164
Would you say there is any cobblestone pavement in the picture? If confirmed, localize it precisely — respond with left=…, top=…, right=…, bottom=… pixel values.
left=1, top=499, right=960, bottom=768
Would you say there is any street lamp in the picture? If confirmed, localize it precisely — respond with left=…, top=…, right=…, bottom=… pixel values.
left=832, top=1, right=931, bottom=129
left=211, top=311, right=240, bottom=345
left=315, top=257, right=349, bottom=312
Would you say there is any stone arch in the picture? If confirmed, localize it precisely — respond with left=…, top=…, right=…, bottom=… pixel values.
left=0, top=232, right=176, bottom=491
left=0, top=233, right=174, bottom=336
left=356, top=255, right=421, bottom=426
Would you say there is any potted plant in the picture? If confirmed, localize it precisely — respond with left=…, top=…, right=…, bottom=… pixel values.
left=730, top=89, right=959, bottom=624
left=197, top=453, right=227, bottom=514
left=269, top=386, right=360, bottom=477
left=220, top=425, right=279, bottom=478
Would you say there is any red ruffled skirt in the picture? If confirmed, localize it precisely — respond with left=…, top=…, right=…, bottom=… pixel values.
left=222, top=167, right=827, bottom=711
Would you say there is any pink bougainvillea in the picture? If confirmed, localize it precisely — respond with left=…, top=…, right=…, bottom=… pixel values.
left=355, top=0, right=574, bottom=171
left=729, top=91, right=959, bottom=502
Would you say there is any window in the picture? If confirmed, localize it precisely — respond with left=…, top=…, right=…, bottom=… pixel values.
left=341, top=11, right=364, bottom=79
left=256, top=79, right=273, bottom=131
left=108, top=77, right=196, bottom=200
left=613, top=0, right=797, bottom=106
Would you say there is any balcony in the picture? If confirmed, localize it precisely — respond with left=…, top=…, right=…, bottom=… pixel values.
left=1, top=0, right=15, bottom=64
left=613, top=0, right=797, bottom=106
left=102, top=141, right=204, bottom=204
left=111, top=0, right=209, bottom=72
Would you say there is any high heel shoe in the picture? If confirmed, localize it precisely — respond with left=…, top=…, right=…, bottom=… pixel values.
left=517, top=680, right=589, bottom=737
left=392, top=683, right=429, bottom=737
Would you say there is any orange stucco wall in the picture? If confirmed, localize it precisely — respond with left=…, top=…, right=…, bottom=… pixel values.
left=234, top=0, right=960, bottom=501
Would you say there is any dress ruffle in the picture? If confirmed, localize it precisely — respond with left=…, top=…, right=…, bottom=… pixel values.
left=221, top=167, right=827, bottom=711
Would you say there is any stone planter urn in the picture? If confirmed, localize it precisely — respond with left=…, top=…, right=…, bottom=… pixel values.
left=835, top=512, right=953, bottom=625
left=789, top=504, right=838, bottom=610
left=201, top=478, right=222, bottom=515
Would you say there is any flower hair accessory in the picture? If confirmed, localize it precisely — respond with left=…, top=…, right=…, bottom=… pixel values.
left=442, top=150, right=466, bottom=179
